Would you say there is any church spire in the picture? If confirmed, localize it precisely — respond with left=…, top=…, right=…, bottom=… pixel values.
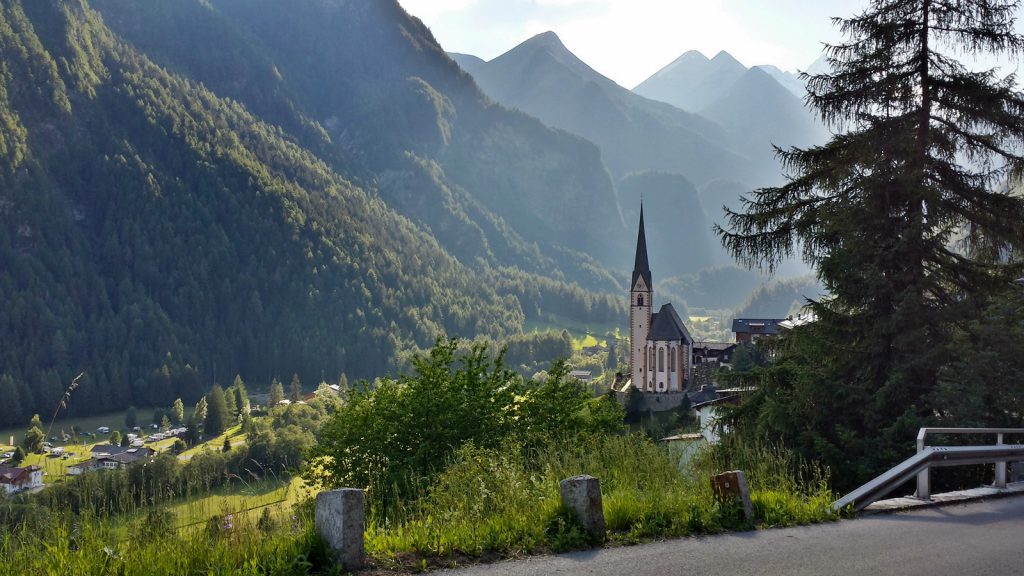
left=632, top=203, right=652, bottom=289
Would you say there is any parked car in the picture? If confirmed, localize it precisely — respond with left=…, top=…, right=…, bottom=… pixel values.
left=1, top=452, right=12, bottom=459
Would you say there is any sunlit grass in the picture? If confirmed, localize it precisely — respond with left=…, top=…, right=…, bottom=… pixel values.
left=364, top=435, right=837, bottom=569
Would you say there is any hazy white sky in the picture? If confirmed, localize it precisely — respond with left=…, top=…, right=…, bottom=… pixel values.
left=397, top=0, right=867, bottom=88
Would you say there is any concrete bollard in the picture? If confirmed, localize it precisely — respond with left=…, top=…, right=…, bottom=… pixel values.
left=711, top=470, right=755, bottom=521
left=315, top=488, right=365, bottom=570
left=559, top=475, right=605, bottom=541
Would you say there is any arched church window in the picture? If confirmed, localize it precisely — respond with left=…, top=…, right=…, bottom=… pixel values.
left=638, top=295, right=644, bottom=306
left=670, top=347, right=676, bottom=372
left=658, top=348, right=664, bottom=372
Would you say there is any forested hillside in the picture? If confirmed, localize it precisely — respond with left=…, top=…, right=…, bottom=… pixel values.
left=0, top=0, right=626, bottom=426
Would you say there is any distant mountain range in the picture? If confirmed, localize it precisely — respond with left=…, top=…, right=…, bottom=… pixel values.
left=450, top=32, right=749, bottom=187
left=451, top=33, right=824, bottom=280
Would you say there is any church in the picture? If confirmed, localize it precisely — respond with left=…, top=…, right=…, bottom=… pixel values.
left=628, top=206, right=695, bottom=393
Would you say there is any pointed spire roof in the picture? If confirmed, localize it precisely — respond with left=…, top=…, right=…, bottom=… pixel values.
left=632, top=204, right=652, bottom=289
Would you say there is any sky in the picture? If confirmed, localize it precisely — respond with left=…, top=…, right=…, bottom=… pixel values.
left=396, top=0, right=867, bottom=88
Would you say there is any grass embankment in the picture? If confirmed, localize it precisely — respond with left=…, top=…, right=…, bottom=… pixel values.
left=365, top=435, right=837, bottom=570
left=1, top=475, right=315, bottom=576
left=1, top=438, right=834, bottom=575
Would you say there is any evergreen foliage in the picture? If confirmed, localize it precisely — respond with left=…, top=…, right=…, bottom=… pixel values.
left=717, top=0, right=1024, bottom=485
left=171, top=398, right=184, bottom=425
left=204, top=385, right=229, bottom=437
left=268, top=378, right=284, bottom=408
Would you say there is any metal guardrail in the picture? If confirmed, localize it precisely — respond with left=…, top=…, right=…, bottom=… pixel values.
left=832, top=428, right=1024, bottom=512
left=916, top=428, right=1024, bottom=499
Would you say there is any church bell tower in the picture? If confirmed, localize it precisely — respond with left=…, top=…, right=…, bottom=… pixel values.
left=630, top=205, right=653, bottom=390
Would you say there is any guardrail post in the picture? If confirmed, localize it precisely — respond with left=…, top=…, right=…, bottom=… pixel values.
left=315, top=488, right=365, bottom=571
left=915, top=468, right=931, bottom=500
left=994, top=433, right=1007, bottom=489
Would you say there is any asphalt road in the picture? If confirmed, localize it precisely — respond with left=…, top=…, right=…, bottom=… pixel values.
left=439, top=496, right=1024, bottom=576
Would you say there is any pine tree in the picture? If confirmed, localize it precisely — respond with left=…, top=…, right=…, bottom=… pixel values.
left=269, top=378, right=284, bottom=407
left=718, top=0, right=1024, bottom=484
left=172, top=398, right=185, bottom=425
left=289, top=373, right=302, bottom=402
left=125, top=406, right=137, bottom=429
left=205, top=385, right=230, bottom=437
left=193, top=397, right=208, bottom=429
left=232, top=375, right=250, bottom=416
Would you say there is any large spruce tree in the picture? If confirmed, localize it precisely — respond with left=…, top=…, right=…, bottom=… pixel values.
left=718, top=0, right=1024, bottom=483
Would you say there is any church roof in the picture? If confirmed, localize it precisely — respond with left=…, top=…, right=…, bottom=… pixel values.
left=647, top=303, right=693, bottom=343
left=632, top=205, right=652, bottom=289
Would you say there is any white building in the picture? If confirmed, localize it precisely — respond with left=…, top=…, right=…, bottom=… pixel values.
left=629, top=205, right=695, bottom=393
left=0, top=465, right=43, bottom=495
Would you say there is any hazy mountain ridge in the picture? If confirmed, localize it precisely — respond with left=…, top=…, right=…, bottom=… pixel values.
left=461, top=31, right=753, bottom=188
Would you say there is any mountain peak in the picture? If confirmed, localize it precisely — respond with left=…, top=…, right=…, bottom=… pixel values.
left=710, top=50, right=744, bottom=68
left=525, top=30, right=565, bottom=49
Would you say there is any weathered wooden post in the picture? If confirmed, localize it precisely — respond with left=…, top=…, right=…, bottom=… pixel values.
left=711, top=470, right=755, bottom=521
left=315, top=488, right=365, bottom=570
left=559, top=475, right=605, bottom=541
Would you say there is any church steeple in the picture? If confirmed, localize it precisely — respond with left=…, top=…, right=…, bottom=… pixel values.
left=629, top=204, right=654, bottom=392
left=632, top=204, right=652, bottom=289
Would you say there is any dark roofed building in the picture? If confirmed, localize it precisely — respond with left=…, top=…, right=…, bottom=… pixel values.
left=692, top=342, right=737, bottom=366
left=70, top=447, right=155, bottom=475
left=732, top=318, right=783, bottom=343
left=0, top=465, right=43, bottom=495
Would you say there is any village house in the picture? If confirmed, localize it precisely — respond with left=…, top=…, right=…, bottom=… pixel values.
left=0, top=465, right=43, bottom=495
left=68, top=445, right=155, bottom=476
left=731, top=318, right=783, bottom=343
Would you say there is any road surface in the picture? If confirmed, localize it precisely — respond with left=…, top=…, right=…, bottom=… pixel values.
left=440, top=496, right=1024, bottom=576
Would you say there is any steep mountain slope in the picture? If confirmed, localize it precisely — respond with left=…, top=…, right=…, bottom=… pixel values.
left=633, top=50, right=747, bottom=112
left=0, top=0, right=626, bottom=427
left=91, top=0, right=627, bottom=271
left=449, top=52, right=486, bottom=76
left=700, top=67, right=827, bottom=164
left=754, top=64, right=806, bottom=98
left=463, top=32, right=753, bottom=187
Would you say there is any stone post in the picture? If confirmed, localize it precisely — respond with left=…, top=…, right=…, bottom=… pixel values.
left=711, top=470, right=755, bottom=521
left=315, top=488, right=365, bottom=570
left=559, top=475, right=605, bottom=541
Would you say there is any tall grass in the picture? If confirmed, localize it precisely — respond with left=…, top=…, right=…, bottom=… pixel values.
left=0, top=501, right=332, bottom=576
left=3, top=435, right=836, bottom=573
left=365, top=434, right=837, bottom=569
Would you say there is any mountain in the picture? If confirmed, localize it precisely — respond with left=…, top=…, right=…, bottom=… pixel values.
left=462, top=32, right=754, bottom=187
left=634, top=50, right=827, bottom=185
left=91, top=0, right=627, bottom=269
left=617, top=172, right=715, bottom=275
left=753, top=64, right=806, bottom=98
left=700, top=67, right=827, bottom=165
left=448, top=52, right=486, bottom=76
left=633, top=50, right=747, bottom=112
left=0, top=0, right=627, bottom=427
